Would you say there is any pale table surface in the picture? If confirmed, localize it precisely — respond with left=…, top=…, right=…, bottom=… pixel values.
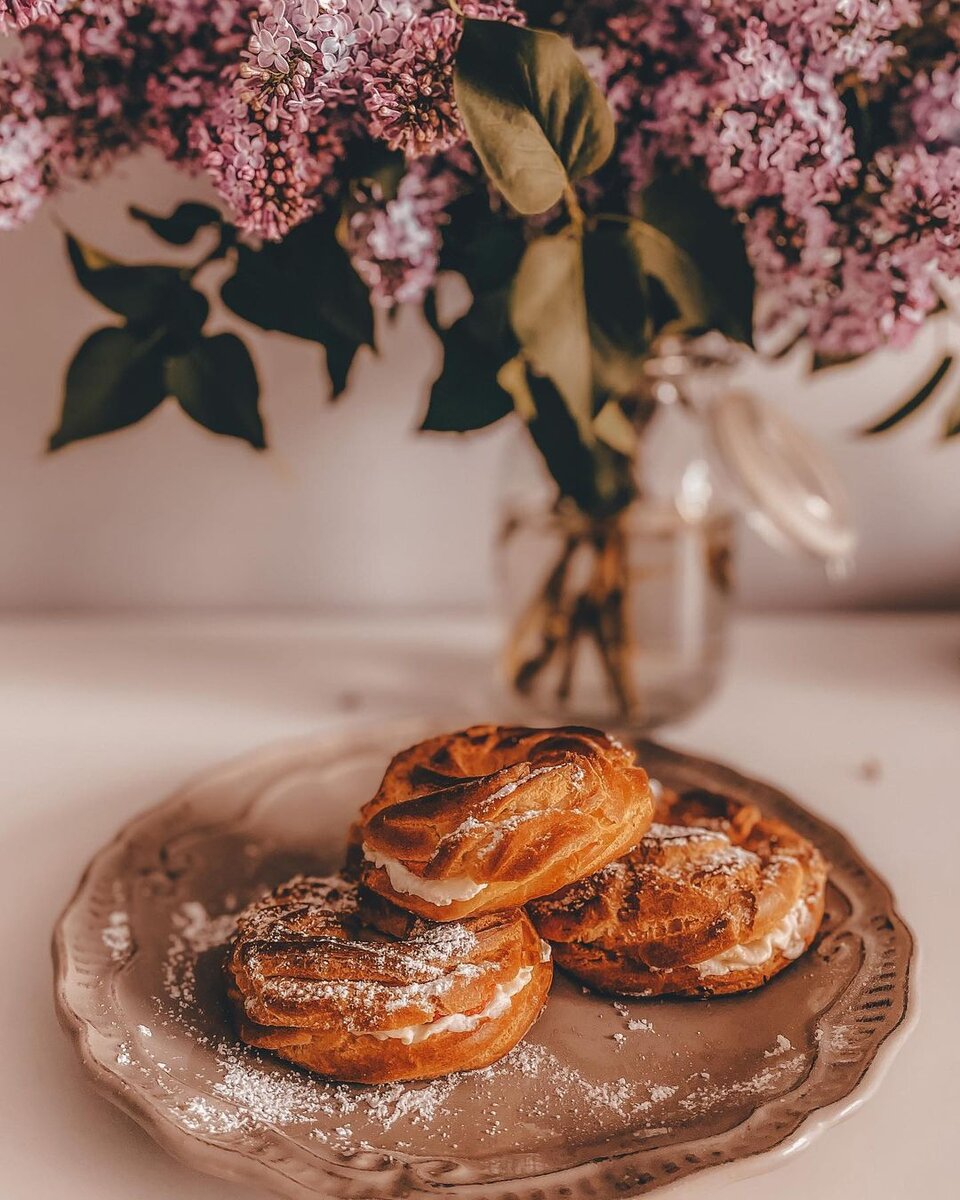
left=1, top=612, right=955, bottom=1199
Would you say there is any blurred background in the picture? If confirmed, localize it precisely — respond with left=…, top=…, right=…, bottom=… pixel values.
left=3, top=151, right=959, bottom=615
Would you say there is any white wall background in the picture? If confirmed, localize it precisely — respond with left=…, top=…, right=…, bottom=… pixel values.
left=1, top=151, right=958, bottom=613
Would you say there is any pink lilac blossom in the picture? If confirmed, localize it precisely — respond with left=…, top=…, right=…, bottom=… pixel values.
left=0, top=107, right=50, bottom=230
left=870, top=144, right=960, bottom=265
left=0, top=0, right=65, bottom=31
left=200, top=0, right=516, bottom=240
left=569, top=0, right=938, bottom=352
left=344, top=160, right=462, bottom=305
left=907, top=58, right=960, bottom=146
left=0, top=2, right=250, bottom=204
left=236, top=0, right=419, bottom=128
left=1, top=0, right=959, bottom=352
left=192, top=75, right=347, bottom=239
left=206, top=0, right=430, bottom=238
left=362, top=3, right=522, bottom=156
left=362, top=8, right=464, bottom=156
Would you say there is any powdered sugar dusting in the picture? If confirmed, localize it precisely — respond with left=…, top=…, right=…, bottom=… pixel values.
left=102, top=911, right=132, bottom=959
left=160, top=899, right=238, bottom=1015
left=130, top=855, right=823, bottom=1166
left=612, top=1001, right=656, bottom=1035
left=678, top=1055, right=806, bottom=1117
left=764, top=1034, right=793, bottom=1058
left=147, top=892, right=705, bottom=1148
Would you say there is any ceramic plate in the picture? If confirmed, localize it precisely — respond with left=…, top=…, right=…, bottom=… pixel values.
left=53, top=724, right=915, bottom=1199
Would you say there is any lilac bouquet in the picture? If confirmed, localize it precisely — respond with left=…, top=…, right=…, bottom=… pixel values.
left=4, top=1, right=960, bottom=449
left=2, top=2, right=958, bottom=709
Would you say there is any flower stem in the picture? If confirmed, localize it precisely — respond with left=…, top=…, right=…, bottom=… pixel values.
left=563, top=183, right=585, bottom=235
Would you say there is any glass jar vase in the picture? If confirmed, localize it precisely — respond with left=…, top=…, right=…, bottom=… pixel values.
left=495, top=343, right=855, bottom=734
left=496, top=393, right=736, bottom=732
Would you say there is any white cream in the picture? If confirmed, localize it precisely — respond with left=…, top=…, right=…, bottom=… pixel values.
left=370, top=966, right=534, bottom=1045
left=362, top=843, right=487, bottom=905
left=694, top=897, right=811, bottom=978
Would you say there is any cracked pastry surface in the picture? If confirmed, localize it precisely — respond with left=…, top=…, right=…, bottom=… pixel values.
left=225, top=874, right=552, bottom=1083
left=357, top=724, right=655, bottom=921
left=529, top=787, right=827, bottom=997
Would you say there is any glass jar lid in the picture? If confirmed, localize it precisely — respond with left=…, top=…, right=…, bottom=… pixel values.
left=705, top=389, right=856, bottom=570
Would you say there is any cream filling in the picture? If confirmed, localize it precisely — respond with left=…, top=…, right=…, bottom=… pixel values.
left=362, top=843, right=487, bottom=905
left=694, top=897, right=812, bottom=978
left=370, top=965, right=534, bottom=1045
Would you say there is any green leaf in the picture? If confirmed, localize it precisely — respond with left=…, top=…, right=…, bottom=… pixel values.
left=583, top=222, right=649, bottom=395
left=510, top=231, right=592, bottom=431
left=423, top=361, right=514, bottom=431
left=422, top=288, right=442, bottom=336
left=161, top=288, right=211, bottom=354
left=584, top=224, right=649, bottom=355
left=811, top=349, right=861, bottom=372
left=629, top=222, right=713, bottom=333
left=222, top=243, right=320, bottom=341
left=454, top=19, right=615, bottom=214
left=439, top=191, right=527, bottom=293
left=49, top=327, right=167, bottom=450
left=165, top=333, right=265, bottom=448
left=594, top=399, right=637, bottom=457
left=943, top=396, right=960, bottom=439
left=863, top=354, right=953, bottom=435
left=324, top=336, right=359, bottom=399
left=524, top=370, right=634, bottom=517
left=423, top=289, right=517, bottom=431
left=129, top=202, right=222, bottom=245
left=66, top=235, right=190, bottom=325
left=221, top=215, right=374, bottom=371
left=344, top=143, right=406, bottom=202
left=636, top=172, right=754, bottom=344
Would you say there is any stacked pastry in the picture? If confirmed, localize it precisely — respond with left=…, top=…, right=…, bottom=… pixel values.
left=225, top=725, right=826, bottom=1083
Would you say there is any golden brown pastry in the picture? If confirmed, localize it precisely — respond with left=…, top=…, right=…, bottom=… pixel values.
left=225, top=874, right=552, bottom=1083
left=529, top=788, right=827, bottom=997
left=357, top=724, right=655, bottom=922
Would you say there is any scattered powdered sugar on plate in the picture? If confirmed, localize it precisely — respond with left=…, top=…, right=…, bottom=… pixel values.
left=188, top=1037, right=675, bottom=1141
left=177, top=901, right=239, bottom=953
left=612, top=1001, right=655, bottom=1035
left=130, top=886, right=821, bottom=1163
left=828, top=1024, right=856, bottom=1052
left=764, top=1034, right=793, bottom=1058
left=102, top=911, right=132, bottom=959
left=678, top=1055, right=806, bottom=1118
left=628, top=1018, right=655, bottom=1033
left=162, top=900, right=238, bottom=1011
left=180, top=1096, right=246, bottom=1135
left=204, top=1029, right=465, bottom=1135
left=151, top=897, right=661, bottom=1144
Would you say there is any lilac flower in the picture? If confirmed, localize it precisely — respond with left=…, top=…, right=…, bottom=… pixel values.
left=252, top=21, right=294, bottom=73
left=362, top=3, right=521, bottom=157
left=362, top=10, right=463, bottom=157
left=0, top=0, right=65, bottom=31
left=1, top=0, right=959, bottom=362
left=0, top=108, right=49, bottom=230
left=344, top=161, right=462, bottom=306
left=907, top=59, right=960, bottom=148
